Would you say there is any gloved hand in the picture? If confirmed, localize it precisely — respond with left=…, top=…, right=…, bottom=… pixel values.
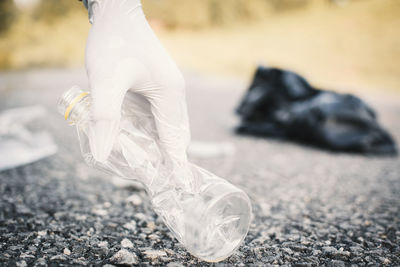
left=84, top=0, right=190, bottom=164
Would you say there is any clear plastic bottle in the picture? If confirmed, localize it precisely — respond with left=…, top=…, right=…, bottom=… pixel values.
left=57, top=86, right=252, bottom=262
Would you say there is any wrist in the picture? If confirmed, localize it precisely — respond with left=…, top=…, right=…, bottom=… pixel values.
left=83, top=0, right=143, bottom=24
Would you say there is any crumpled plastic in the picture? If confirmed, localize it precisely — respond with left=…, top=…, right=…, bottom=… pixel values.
left=58, top=86, right=252, bottom=262
left=236, top=66, right=397, bottom=155
left=0, top=105, right=57, bottom=171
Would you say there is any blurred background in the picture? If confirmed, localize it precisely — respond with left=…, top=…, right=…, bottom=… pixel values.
left=0, top=0, right=399, bottom=93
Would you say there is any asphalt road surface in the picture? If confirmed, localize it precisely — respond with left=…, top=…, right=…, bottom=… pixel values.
left=0, top=69, right=399, bottom=266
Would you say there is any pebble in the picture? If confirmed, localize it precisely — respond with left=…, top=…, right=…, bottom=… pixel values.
left=92, top=208, right=108, bottom=216
left=72, top=257, right=88, bottom=265
left=16, top=261, right=27, bottom=267
left=123, top=221, right=137, bottom=231
left=322, top=246, right=337, bottom=254
left=50, top=255, right=67, bottom=261
left=19, top=253, right=35, bottom=259
left=134, top=213, right=147, bottom=221
left=349, top=246, right=363, bottom=253
left=98, top=241, right=109, bottom=248
left=37, top=231, right=47, bottom=237
left=63, top=248, right=71, bottom=256
left=143, top=249, right=167, bottom=260
left=126, top=194, right=143, bottom=206
left=110, top=249, right=138, bottom=266
left=164, top=248, right=175, bottom=255
left=381, top=257, right=391, bottom=265
left=147, top=222, right=156, bottom=231
left=35, top=258, right=47, bottom=266
left=148, top=234, right=160, bottom=240
left=121, top=238, right=134, bottom=249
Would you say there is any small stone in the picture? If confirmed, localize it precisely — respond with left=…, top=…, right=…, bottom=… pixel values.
left=126, top=194, right=143, bottom=206
left=336, top=250, right=350, bottom=258
left=143, top=249, right=167, bottom=260
left=87, top=228, right=94, bottom=236
left=148, top=234, right=160, bottom=240
left=281, top=247, right=293, bottom=255
left=50, top=255, right=67, bottom=261
left=134, top=213, right=147, bottom=221
left=63, top=248, right=71, bottom=256
left=381, top=258, right=391, bottom=265
left=28, top=246, right=37, bottom=253
left=92, top=208, right=108, bottom=216
left=103, top=265, right=116, bottom=267
left=312, top=250, right=321, bottom=256
left=16, top=261, right=27, bottom=267
left=98, top=241, right=109, bottom=248
left=123, top=221, right=137, bottom=231
left=110, top=249, right=138, bottom=266
left=19, top=253, right=35, bottom=259
left=143, top=228, right=153, bottom=234
left=121, top=238, right=134, bottom=249
left=72, top=257, right=88, bottom=265
left=38, top=231, right=47, bottom=237
left=147, top=222, right=156, bottom=231
left=164, top=248, right=175, bottom=255
left=289, top=244, right=309, bottom=252
left=104, top=202, right=112, bottom=208
left=322, top=246, right=337, bottom=254
left=35, top=258, right=47, bottom=266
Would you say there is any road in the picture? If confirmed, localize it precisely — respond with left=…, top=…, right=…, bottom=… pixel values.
left=0, top=68, right=399, bottom=266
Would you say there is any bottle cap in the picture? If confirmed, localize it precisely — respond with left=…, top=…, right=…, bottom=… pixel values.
left=57, top=86, right=89, bottom=121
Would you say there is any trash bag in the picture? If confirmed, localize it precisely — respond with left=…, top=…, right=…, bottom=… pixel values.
left=236, top=66, right=397, bottom=155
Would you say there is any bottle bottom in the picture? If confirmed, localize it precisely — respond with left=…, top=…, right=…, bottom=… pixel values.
left=185, top=190, right=251, bottom=262
left=153, top=182, right=252, bottom=262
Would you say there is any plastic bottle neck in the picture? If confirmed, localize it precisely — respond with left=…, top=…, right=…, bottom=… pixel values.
left=57, top=86, right=91, bottom=125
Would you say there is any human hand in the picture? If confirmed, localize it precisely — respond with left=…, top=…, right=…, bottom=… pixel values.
left=84, top=0, right=190, bottom=164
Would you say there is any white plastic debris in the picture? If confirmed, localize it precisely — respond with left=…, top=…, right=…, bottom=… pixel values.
left=0, top=105, right=57, bottom=171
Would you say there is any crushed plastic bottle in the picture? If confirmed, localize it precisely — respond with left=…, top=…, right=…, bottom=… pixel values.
left=57, top=86, right=252, bottom=262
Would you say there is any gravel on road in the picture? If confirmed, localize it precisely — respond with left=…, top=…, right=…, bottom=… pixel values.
left=0, top=69, right=399, bottom=266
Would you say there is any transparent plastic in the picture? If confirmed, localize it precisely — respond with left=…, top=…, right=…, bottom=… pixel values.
left=57, top=86, right=252, bottom=262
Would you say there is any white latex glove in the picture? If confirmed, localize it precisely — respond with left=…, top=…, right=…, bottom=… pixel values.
left=84, top=0, right=190, bottom=164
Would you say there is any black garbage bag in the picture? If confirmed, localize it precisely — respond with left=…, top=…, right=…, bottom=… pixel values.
left=236, top=66, right=397, bottom=155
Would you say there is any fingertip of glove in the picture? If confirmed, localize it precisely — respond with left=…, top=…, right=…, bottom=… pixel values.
left=89, top=119, right=119, bottom=163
